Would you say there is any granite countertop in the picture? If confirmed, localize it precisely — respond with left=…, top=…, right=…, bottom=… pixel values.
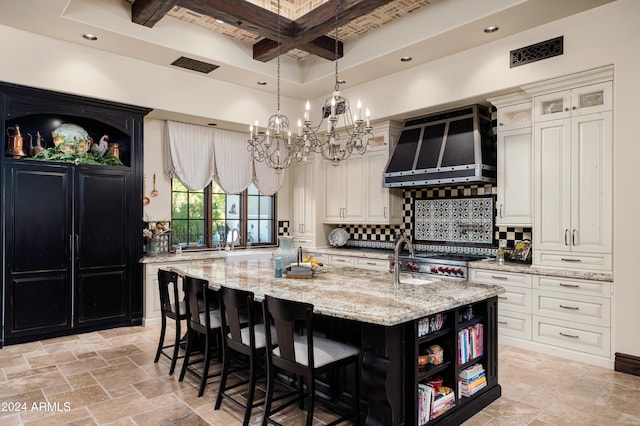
left=468, top=259, right=613, bottom=282
left=139, top=251, right=228, bottom=264
left=169, top=259, right=505, bottom=327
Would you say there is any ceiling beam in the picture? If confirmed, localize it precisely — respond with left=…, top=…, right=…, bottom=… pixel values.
left=131, top=0, right=394, bottom=62
left=132, top=0, right=179, bottom=27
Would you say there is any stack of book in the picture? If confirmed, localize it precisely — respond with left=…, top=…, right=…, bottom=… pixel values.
left=459, top=364, right=487, bottom=397
left=457, top=323, right=484, bottom=364
left=417, top=384, right=455, bottom=424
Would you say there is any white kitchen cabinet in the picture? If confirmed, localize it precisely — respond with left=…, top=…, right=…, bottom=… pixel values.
left=323, top=155, right=365, bottom=223
left=488, top=94, right=533, bottom=226
left=470, top=264, right=613, bottom=367
left=527, top=70, right=613, bottom=271
left=291, top=158, right=321, bottom=248
left=531, top=274, right=612, bottom=358
left=322, top=121, right=403, bottom=225
left=533, top=81, right=612, bottom=122
left=533, top=110, right=612, bottom=270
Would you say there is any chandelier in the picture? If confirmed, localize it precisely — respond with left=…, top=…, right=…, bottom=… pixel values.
left=300, top=0, right=373, bottom=165
left=247, top=0, right=309, bottom=173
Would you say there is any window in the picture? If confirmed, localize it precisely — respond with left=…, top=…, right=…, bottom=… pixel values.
left=171, top=179, right=276, bottom=249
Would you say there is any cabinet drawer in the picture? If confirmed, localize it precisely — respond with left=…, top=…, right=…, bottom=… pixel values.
left=497, top=286, right=532, bottom=313
left=469, top=269, right=532, bottom=288
left=328, top=255, right=355, bottom=268
left=532, top=275, right=611, bottom=298
left=498, top=311, right=531, bottom=340
left=355, top=257, right=390, bottom=272
left=534, top=250, right=612, bottom=272
left=293, top=236, right=316, bottom=249
left=533, top=290, right=610, bottom=327
left=532, top=316, right=610, bottom=357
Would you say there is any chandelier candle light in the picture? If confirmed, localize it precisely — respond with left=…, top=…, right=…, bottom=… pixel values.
left=300, top=0, right=374, bottom=165
left=247, top=0, right=310, bottom=173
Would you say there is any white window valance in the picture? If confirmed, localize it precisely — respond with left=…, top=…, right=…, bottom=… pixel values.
left=163, top=120, right=285, bottom=195
left=212, top=128, right=253, bottom=194
left=163, top=120, right=216, bottom=191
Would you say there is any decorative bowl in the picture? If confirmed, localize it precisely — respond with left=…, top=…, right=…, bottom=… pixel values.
left=51, top=123, right=92, bottom=154
left=328, top=227, right=349, bottom=247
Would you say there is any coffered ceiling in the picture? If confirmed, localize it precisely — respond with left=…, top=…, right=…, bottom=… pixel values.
left=0, top=0, right=615, bottom=101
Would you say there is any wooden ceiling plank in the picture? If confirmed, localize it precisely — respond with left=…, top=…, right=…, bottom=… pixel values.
left=293, top=0, right=396, bottom=42
left=177, top=0, right=295, bottom=41
left=132, top=0, right=179, bottom=27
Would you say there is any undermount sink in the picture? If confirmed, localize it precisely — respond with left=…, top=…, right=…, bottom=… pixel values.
left=225, top=250, right=272, bottom=262
left=400, top=278, right=434, bottom=286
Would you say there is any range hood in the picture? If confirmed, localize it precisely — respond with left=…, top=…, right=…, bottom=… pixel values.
left=383, top=104, right=496, bottom=187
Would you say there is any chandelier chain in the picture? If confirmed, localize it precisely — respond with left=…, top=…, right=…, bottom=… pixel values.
left=334, top=0, right=339, bottom=91
left=276, top=0, right=281, bottom=111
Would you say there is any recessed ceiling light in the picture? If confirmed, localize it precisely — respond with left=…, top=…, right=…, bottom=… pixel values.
left=257, top=81, right=267, bottom=86
left=400, top=56, right=413, bottom=62
left=484, top=26, right=499, bottom=33
left=215, top=19, right=224, bottom=24
left=82, top=33, right=98, bottom=41
left=208, top=123, right=217, bottom=126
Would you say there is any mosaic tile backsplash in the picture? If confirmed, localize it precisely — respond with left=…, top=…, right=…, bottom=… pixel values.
left=339, top=184, right=532, bottom=255
left=414, top=196, right=494, bottom=245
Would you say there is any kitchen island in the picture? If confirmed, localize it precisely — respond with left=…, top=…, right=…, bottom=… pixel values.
left=171, top=259, right=505, bottom=425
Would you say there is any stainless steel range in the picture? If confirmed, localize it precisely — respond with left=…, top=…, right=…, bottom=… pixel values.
left=396, top=253, right=489, bottom=280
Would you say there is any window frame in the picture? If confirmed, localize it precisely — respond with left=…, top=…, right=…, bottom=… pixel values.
left=171, top=179, right=276, bottom=250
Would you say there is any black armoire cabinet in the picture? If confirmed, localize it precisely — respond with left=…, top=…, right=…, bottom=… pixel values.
left=1, top=82, right=151, bottom=346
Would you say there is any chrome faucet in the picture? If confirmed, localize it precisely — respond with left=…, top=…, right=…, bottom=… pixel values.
left=230, top=228, right=240, bottom=251
left=393, top=233, right=415, bottom=286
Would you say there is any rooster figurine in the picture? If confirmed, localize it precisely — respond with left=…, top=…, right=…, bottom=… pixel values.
left=90, top=134, right=109, bottom=155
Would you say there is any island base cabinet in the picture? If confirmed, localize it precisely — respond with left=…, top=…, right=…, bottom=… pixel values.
left=408, top=297, right=501, bottom=425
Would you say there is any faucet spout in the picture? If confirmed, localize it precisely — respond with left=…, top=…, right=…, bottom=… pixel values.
left=393, top=233, right=415, bottom=286
left=230, top=228, right=240, bottom=250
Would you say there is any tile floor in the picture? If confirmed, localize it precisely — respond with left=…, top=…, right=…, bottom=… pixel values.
left=0, top=324, right=639, bottom=425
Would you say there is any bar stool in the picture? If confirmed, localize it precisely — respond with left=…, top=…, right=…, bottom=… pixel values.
left=179, top=275, right=223, bottom=397
left=262, top=295, right=360, bottom=426
left=154, top=269, right=187, bottom=375
left=215, top=286, right=270, bottom=425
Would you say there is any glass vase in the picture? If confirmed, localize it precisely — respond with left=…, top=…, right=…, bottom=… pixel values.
left=274, top=236, right=297, bottom=268
left=146, top=239, right=159, bottom=257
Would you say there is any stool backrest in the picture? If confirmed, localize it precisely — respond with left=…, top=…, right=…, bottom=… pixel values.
left=263, top=295, right=314, bottom=373
left=220, top=286, right=255, bottom=349
left=157, top=269, right=180, bottom=316
left=183, top=275, right=215, bottom=334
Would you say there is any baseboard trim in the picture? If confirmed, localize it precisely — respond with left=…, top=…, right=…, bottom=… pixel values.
left=615, top=352, right=640, bottom=377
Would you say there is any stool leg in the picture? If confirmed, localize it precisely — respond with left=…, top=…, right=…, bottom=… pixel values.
left=262, top=361, right=275, bottom=426
left=306, top=372, right=314, bottom=426
left=198, top=333, right=211, bottom=397
left=214, top=345, right=230, bottom=410
left=243, top=354, right=257, bottom=426
left=169, top=317, right=181, bottom=375
left=179, top=330, right=191, bottom=382
left=154, top=314, right=167, bottom=364
left=354, top=357, right=360, bottom=425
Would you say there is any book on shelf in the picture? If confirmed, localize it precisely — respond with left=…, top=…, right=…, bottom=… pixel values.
left=459, top=363, right=484, bottom=379
left=417, top=384, right=434, bottom=425
left=460, top=376, right=487, bottom=397
left=430, top=389, right=455, bottom=421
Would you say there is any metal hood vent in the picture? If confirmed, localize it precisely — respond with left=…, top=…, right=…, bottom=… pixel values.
left=383, top=104, right=496, bottom=188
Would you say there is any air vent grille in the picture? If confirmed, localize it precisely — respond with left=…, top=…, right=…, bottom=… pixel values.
left=510, top=36, right=563, bottom=68
left=171, top=56, right=219, bottom=73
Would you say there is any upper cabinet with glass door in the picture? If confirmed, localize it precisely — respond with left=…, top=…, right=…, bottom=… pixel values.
left=533, top=81, right=612, bottom=122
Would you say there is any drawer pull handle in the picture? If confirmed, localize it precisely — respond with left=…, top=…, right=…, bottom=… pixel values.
left=491, top=275, right=508, bottom=280
left=335, top=258, right=346, bottom=262
left=366, top=262, right=377, bottom=265
left=498, top=296, right=508, bottom=300
left=559, top=332, right=579, bottom=339
left=498, top=320, right=508, bottom=325
left=560, top=258, right=581, bottom=262
left=559, top=304, right=579, bottom=310
left=559, top=283, right=580, bottom=288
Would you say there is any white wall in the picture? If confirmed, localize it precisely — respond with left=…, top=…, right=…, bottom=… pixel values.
left=1, top=0, right=638, bottom=359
